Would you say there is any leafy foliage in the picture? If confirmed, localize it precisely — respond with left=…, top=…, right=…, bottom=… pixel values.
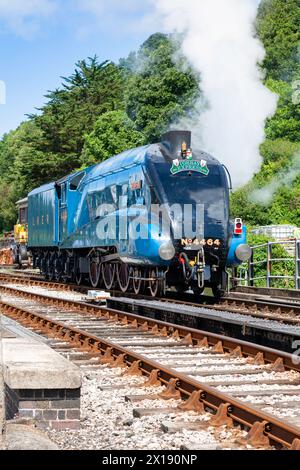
left=123, top=34, right=201, bottom=141
left=232, top=0, right=300, bottom=227
left=32, top=57, right=125, bottom=176
left=82, top=110, right=145, bottom=167
left=231, top=139, right=300, bottom=226
left=264, top=79, right=300, bottom=141
left=257, top=0, right=300, bottom=81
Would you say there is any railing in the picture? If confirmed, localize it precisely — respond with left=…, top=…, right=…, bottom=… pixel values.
left=0, top=238, right=14, bottom=249
left=231, top=239, right=300, bottom=290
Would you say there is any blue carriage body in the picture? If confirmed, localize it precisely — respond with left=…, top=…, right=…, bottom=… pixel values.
left=28, top=138, right=248, bottom=288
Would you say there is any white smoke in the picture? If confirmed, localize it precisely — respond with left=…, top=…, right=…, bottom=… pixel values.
left=251, top=153, right=300, bottom=205
left=152, top=0, right=278, bottom=187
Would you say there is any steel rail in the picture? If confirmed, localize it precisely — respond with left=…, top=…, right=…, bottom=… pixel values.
left=0, top=272, right=300, bottom=323
left=0, top=299, right=300, bottom=449
left=0, top=283, right=299, bottom=373
left=1, top=272, right=300, bottom=325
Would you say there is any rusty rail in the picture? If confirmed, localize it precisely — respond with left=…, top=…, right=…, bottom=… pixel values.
left=1, top=299, right=300, bottom=449
left=0, top=283, right=299, bottom=372
left=1, top=272, right=300, bottom=325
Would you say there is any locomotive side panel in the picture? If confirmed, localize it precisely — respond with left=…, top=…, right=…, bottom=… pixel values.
left=28, top=183, right=58, bottom=248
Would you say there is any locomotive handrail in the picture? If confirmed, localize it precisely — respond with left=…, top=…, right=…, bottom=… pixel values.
left=232, top=239, right=300, bottom=290
left=222, top=164, right=232, bottom=190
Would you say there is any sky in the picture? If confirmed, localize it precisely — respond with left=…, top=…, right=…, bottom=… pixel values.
left=0, top=0, right=157, bottom=138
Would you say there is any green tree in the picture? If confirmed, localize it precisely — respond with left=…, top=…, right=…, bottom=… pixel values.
left=257, top=0, right=300, bottom=81
left=232, top=1, right=300, bottom=227
left=123, top=33, right=201, bottom=141
left=265, top=78, right=300, bottom=141
left=82, top=110, right=145, bottom=166
left=231, top=140, right=300, bottom=226
left=32, top=57, right=125, bottom=176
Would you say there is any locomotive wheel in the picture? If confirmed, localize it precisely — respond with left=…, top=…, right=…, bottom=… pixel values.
left=149, top=268, right=165, bottom=298
left=102, top=263, right=116, bottom=290
left=132, top=268, right=143, bottom=295
left=117, top=263, right=131, bottom=293
left=89, top=260, right=101, bottom=288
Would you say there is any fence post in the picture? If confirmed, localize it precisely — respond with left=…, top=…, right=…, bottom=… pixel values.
left=267, top=242, right=272, bottom=288
left=296, top=240, right=300, bottom=290
left=249, top=250, right=254, bottom=287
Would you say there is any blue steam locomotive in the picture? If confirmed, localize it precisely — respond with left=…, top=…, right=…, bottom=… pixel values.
left=27, top=131, right=251, bottom=297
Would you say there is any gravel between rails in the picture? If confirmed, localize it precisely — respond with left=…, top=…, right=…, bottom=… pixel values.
left=47, top=366, right=249, bottom=451
left=1, top=283, right=85, bottom=302
left=3, top=281, right=300, bottom=332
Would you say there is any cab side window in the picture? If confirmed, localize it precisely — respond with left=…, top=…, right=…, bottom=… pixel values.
left=129, top=175, right=145, bottom=207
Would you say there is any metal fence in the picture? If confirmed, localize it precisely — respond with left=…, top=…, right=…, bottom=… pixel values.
left=231, top=239, right=300, bottom=290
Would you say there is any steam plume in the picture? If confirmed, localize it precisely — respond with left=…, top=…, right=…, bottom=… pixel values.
left=251, top=153, right=300, bottom=205
left=152, top=0, right=278, bottom=187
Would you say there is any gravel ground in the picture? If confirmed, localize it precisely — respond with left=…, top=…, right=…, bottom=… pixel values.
left=47, top=366, right=249, bottom=450
left=2, top=283, right=85, bottom=302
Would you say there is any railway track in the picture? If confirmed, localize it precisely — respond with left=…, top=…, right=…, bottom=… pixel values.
left=1, top=271, right=300, bottom=326
left=233, top=286, right=300, bottom=301
left=0, top=284, right=300, bottom=449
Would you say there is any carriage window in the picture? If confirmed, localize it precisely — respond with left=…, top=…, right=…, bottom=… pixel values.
left=103, top=186, right=117, bottom=210
left=150, top=187, right=159, bottom=205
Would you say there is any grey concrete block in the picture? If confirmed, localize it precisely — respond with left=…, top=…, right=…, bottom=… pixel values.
left=5, top=424, right=59, bottom=450
left=66, top=409, right=80, bottom=420
left=51, top=399, right=80, bottom=409
left=57, top=410, right=66, bottom=420
left=3, top=338, right=82, bottom=390
left=19, top=410, right=34, bottom=418
left=43, top=410, right=58, bottom=421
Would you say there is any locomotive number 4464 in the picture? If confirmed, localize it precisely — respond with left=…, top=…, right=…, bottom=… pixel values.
left=181, top=238, right=222, bottom=247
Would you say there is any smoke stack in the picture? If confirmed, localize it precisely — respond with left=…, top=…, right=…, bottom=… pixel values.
left=161, top=131, right=192, bottom=158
